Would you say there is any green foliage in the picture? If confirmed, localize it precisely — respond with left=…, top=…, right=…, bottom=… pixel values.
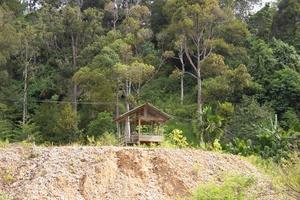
left=225, top=97, right=273, bottom=142
left=0, top=0, right=298, bottom=166
left=247, top=155, right=300, bottom=199
left=0, top=166, right=15, bottom=185
left=0, top=139, right=9, bottom=148
left=87, top=112, right=115, bottom=137
left=191, top=175, right=255, bottom=200
left=54, top=104, right=80, bottom=143
left=272, top=0, right=300, bottom=52
left=225, top=99, right=298, bottom=161
left=282, top=159, right=300, bottom=199
left=248, top=4, right=275, bottom=41
left=270, top=39, right=300, bottom=72
left=265, top=68, right=300, bottom=114
left=166, top=129, right=189, bottom=148
left=86, top=132, right=117, bottom=146
left=0, top=191, right=10, bottom=200
left=247, top=37, right=277, bottom=81
left=34, top=104, right=80, bottom=144
left=0, top=119, right=14, bottom=141
left=282, top=110, right=300, bottom=131
left=33, top=104, right=60, bottom=142
left=16, top=120, right=40, bottom=143
left=203, top=64, right=252, bottom=103
left=0, top=6, right=19, bottom=65
left=201, top=106, right=224, bottom=144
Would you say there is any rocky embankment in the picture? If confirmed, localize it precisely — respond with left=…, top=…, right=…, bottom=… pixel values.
left=0, top=146, right=286, bottom=200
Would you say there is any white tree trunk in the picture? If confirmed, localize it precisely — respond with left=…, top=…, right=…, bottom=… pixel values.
left=124, top=79, right=131, bottom=144
left=179, top=51, right=185, bottom=105
left=71, top=35, right=78, bottom=113
left=116, top=80, right=120, bottom=142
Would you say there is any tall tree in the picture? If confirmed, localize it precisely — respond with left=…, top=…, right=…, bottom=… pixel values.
left=0, top=6, right=19, bottom=65
left=248, top=3, right=276, bottom=41
left=272, top=0, right=300, bottom=52
left=164, top=0, right=226, bottom=122
left=220, top=0, right=262, bottom=19
left=19, top=25, right=39, bottom=125
left=38, top=5, right=104, bottom=112
left=114, top=61, right=154, bottom=141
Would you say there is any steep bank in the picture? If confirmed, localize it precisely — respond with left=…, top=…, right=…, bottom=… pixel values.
left=0, top=146, right=286, bottom=200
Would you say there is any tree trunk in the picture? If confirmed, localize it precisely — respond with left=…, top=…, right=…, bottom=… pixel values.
left=197, top=68, right=204, bottom=144
left=22, top=63, right=28, bottom=125
left=179, top=52, right=185, bottom=105
left=197, top=69, right=202, bottom=123
left=180, top=73, right=184, bottom=105
left=22, top=40, right=29, bottom=125
left=116, top=80, right=120, bottom=142
left=124, top=79, right=131, bottom=144
left=71, top=34, right=78, bottom=113
left=113, top=0, right=118, bottom=31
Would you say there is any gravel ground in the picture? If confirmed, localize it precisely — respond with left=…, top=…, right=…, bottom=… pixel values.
left=0, top=145, right=288, bottom=200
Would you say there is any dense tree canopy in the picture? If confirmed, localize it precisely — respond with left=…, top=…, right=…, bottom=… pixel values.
left=0, top=0, right=299, bottom=161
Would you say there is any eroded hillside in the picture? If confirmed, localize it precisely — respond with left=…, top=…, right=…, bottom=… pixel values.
left=0, top=146, right=287, bottom=200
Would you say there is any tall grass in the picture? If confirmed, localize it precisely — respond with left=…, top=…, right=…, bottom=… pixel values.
left=190, top=175, right=255, bottom=200
left=246, top=154, right=300, bottom=199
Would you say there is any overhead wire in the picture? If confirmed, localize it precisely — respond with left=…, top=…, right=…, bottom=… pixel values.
left=0, top=97, right=197, bottom=121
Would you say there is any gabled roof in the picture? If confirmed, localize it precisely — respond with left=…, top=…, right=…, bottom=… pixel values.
left=115, top=103, right=171, bottom=122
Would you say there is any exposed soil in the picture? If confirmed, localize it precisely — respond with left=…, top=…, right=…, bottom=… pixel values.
left=0, top=145, right=288, bottom=200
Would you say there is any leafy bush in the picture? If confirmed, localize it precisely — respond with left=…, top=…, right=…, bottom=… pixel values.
left=165, top=119, right=197, bottom=145
left=224, top=98, right=297, bottom=162
left=54, top=104, right=81, bottom=143
left=191, top=175, right=255, bottom=200
left=87, top=112, right=115, bottom=137
left=0, top=166, right=15, bottom=185
left=212, top=139, right=222, bottom=151
left=16, top=120, right=40, bottom=143
left=246, top=155, right=281, bottom=178
left=165, top=129, right=189, bottom=148
left=0, top=120, right=14, bottom=141
left=86, top=132, right=117, bottom=146
left=34, top=103, right=81, bottom=144
left=0, top=139, right=9, bottom=148
left=226, top=138, right=253, bottom=156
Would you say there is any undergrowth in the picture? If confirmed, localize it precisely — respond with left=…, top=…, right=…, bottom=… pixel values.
left=0, top=191, right=10, bottom=200
left=0, top=140, right=9, bottom=148
left=246, top=154, right=300, bottom=199
left=190, top=174, right=255, bottom=200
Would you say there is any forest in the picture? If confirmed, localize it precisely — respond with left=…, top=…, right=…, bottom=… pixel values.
left=0, top=0, right=299, bottom=163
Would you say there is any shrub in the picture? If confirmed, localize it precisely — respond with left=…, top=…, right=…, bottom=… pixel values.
left=87, top=112, right=115, bottom=137
left=86, top=132, right=117, bottom=146
left=281, top=158, right=300, bottom=199
left=246, top=154, right=300, bottom=199
left=166, top=129, right=189, bottom=148
left=16, top=120, right=41, bottom=143
left=33, top=103, right=81, bottom=144
left=212, top=139, right=222, bottom=151
left=0, top=120, right=14, bottom=141
left=191, top=175, right=255, bottom=200
left=0, top=192, right=10, bottom=200
left=0, top=167, right=15, bottom=185
left=0, top=139, right=9, bottom=148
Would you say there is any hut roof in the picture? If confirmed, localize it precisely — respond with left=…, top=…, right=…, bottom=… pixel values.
left=115, top=103, right=171, bottom=122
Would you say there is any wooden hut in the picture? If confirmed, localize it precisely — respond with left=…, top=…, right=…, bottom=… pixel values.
left=115, top=103, right=170, bottom=145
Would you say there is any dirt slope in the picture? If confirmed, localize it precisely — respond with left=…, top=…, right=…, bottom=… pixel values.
left=0, top=146, right=285, bottom=200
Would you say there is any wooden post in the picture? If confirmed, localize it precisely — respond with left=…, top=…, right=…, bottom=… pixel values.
left=138, top=116, right=141, bottom=145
